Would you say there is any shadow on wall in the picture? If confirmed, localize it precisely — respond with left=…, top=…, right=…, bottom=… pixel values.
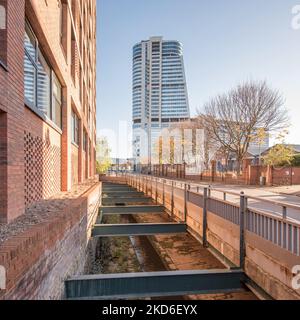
left=24, top=116, right=62, bottom=209
left=0, top=181, right=100, bottom=299
left=0, top=111, right=7, bottom=223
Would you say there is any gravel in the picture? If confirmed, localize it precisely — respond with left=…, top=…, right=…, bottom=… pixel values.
left=0, top=179, right=98, bottom=244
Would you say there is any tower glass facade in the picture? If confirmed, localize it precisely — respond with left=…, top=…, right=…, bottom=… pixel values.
left=132, top=37, right=190, bottom=165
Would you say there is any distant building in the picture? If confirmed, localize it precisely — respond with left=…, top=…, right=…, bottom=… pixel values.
left=153, top=117, right=270, bottom=172
left=132, top=36, right=190, bottom=165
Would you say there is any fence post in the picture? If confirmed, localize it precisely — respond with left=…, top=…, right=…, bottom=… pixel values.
left=163, top=179, right=165, bottom=206
left=142, top=176, right=144, bottom=193
left=239, top=192, right=246, bottom=269
left=171, top=181, right=174, bottom=217
left=282, top=206, right=287, bottom=220
left=184, top=183, right=187, bottom=222
left=203, top=187, right=208, bottom=248
left=155, top=177, right=158, bottom=204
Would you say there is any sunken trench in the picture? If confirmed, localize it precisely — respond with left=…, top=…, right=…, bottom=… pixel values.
left=84, top=182, right=257, bottom=300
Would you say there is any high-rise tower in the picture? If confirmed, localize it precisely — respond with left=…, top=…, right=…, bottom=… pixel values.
left=132, top=36, right=190, bottom=165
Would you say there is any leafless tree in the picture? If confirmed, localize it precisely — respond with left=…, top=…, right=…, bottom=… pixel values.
left=198, top=81, right=289, bottom=174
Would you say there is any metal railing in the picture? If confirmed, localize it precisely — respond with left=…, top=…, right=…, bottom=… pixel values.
left=123, top=173, right=300, bottom=257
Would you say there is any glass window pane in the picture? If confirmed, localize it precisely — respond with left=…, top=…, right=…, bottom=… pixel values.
left=37, top=51, right=51, bottom=117
left=71, top=112, right=75, bottom=142
left=24, top=54, right=36, bottom=105
left=24, top=24, right=36, bottom=60
left=53, top=98, right=62, bottom=128
left=52, top=73, right=62, bottom=128
left=52, top=74, right=62, bottom=102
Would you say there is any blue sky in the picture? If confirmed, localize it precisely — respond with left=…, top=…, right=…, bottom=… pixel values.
left=97, top=0, right=300, bottom=157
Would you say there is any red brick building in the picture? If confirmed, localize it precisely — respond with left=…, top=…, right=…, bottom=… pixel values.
left=0, top=0, right=97, bottom=223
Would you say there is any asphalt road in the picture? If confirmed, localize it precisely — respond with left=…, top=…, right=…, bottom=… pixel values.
left=188, top=183, right=300, bottom=223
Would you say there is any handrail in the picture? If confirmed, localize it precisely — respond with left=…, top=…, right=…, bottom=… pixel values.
left=116, top=171, right=300, bottom=257
left=124, top=172, right=300, bottom=227
left=128, top=172, right=300, bottom=213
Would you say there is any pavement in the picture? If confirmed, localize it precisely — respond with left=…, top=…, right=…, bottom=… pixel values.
left=184, top=181, right=300, bottom=223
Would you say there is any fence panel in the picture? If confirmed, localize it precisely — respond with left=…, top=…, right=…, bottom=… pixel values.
left=126, top=174, right=300, bottom=257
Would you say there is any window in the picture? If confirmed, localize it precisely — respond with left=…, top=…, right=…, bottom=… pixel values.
left=52, top=73, right=62, bottom=128
left=71, top=28, right=76, bottom=81
left=83, top=130, right=87, bottom=152
left=60, top=0, right=68, bottom=56
left=37, top=51, right=51, bottom=117
left=0, top=1, right=7, bottom=67
left=24, top=21, right=62, bottom=128
left=71, top=111, right=79, bottom=145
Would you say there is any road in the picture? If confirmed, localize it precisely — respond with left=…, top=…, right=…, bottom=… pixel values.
left=186, top=182, right=300, bottom=223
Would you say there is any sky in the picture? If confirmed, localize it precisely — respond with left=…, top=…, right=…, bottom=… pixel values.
left=96, top=0, right=300, bottom=158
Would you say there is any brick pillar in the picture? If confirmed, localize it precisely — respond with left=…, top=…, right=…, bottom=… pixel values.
left=78, top=119, right=83, bottom=183
left=60, top=7, right=71, bottom=191
left=0, top=0, right=25, bottom=223
left=211, top=160, right=216, bottom=182
left=61, top=89, right=72, bottom=191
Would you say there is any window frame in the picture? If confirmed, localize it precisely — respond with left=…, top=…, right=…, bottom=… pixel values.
left=71, top=110, right=80, bottom=146
left=24, top=21, right=63, bottom=131
left=83, top=129, right=88, bottom=152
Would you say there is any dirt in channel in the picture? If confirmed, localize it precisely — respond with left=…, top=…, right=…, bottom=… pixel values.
left=90, top=204, right=257, bottom=300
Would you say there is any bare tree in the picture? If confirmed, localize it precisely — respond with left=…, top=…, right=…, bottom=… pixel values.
left=199, top=81, right=289, bottom=174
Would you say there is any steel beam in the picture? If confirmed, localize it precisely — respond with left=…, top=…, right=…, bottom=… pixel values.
left=92, top=223, right=187, bottom=237
left=100, top=205, right=165, bottom=215
left=65, top=269, right=245, bottom=300
left=97, top=205, right=165, bottom=223
left=103, top=190, right=143, bottom=195
left=102, top=192, right=145, bottom=198
left=102, top=197, right=152, bottom=206
left=102, top=187, right=135, bottom=192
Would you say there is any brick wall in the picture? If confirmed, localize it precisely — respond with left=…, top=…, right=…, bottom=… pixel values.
left=0, top=0, right=97, bottom=222
left=0, top=182, right=101, bottom=300
left=0, top=111, right=7, bottom=222
left=0, top=0, right=25, bottom=223
left=272, top=167, right=300, bottom=186
left=247, top=165, right=300, bottom=186
left=71, top=144, right=79, bottom=186
left=24, top=108, right=62, bottom=208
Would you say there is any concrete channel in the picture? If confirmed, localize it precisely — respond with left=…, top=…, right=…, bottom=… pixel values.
left=77, top=182, right=258, bottom=300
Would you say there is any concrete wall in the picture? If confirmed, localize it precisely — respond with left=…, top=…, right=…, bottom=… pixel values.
left=131, top=176, right=300, bottom=300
